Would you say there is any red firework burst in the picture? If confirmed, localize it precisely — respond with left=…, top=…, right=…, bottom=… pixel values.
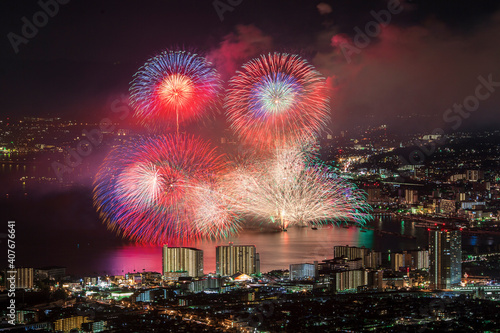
left=93, top=134, right=240, bottom=243
left=130, top=50, right=221, bottom=131
left=225, top=53, right=330, bottom=149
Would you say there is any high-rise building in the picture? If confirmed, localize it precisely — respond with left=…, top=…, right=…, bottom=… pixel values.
left=334, top=245, right=369, bottom=262
left=466, top=170, right=483, bottom=182
left=334, top=246, right=382, bottom=269
left=391, top=253, right=405, bottom=271
left=385, top=250, right=429, bottom=271
left=411, top=249, right=429, bottom=270
left=367, top=270, right=384, bottom=290
left=429, top=229, right=462, bottom=289
left=189, top=277, right=221, bottom=293
left=332, top=269, right=368, bottom=292
left=289, top=263, right=315, bottom=280
left=255, top=253, right=260, bottom=275
left=405, top=189, right=418, bottom=204
left=364, top=251, right=382, bottom=269
left=457, top=192, right=466, bottom=202
left=403, top=251, right=413, bottom=268
left=82, top=321, right=107, bottom=332
left=54, top=316, right=91, bottom=332
left=36, top=266, right=66, bottom=281
left=216, top=243, right=259, bottom=276
left=15, top=310, right=38, bottom=324
left=162, top=246, right=203, bottom=278
left=135, top=288, right=169, bottom=303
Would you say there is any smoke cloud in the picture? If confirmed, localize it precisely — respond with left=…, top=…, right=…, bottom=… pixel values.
left=317, top=3, right=333, bottom=15
left=313, top=12, right=500, bottom=132
left=207, top=24, right=273, bottom=81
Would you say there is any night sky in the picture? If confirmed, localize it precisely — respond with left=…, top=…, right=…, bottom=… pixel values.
left=1, top=0, right=500, bottom=132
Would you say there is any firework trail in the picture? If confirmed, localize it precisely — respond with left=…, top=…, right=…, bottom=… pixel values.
left=130, top=50, right=221, bottom=132
left=225, top=53, right=330, bottom=149
left=225, top=146, right=372, bottom=229
left=93, top=134, right=240, bottom=243
left=187, top=181, right=242, bottom=239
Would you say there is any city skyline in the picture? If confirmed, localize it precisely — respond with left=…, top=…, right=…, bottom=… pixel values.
left=1, top=1, right=500, bottom=332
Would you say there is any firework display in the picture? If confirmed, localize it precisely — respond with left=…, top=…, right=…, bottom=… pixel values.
left=93, top=134, right=239, bottom=243
left=129, top=50, right=221, bottom=130
left=187, top=181, right=242, bottom=239
left=225, top=53, right=330, bottom=148
left=94, top=49, right=372, bottom=243
left=225, top=146, right=372, bottom=229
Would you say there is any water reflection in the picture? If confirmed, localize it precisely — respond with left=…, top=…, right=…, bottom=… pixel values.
left=97, top=245, right=162, bottom=276
left=99, top=225, right=377, bottom=275
left=16, top=215, right=500, bottom=276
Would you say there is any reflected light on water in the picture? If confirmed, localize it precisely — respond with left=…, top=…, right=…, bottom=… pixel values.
left=99, top=225, right=374, bottom=275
